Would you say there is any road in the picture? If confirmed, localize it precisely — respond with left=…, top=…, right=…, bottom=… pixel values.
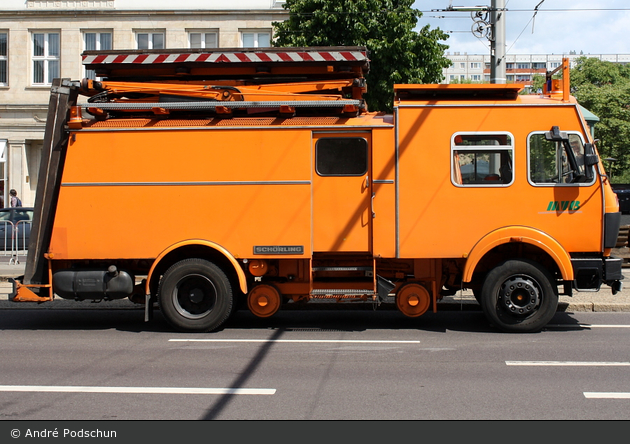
left=0, top=308, right=629, bottom=421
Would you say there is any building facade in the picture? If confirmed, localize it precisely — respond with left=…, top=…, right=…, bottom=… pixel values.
left=0, top=0, right=288, bottom=207
left=443, top=52, right=630, bottom=86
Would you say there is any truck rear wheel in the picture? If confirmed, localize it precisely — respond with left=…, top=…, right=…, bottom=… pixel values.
left=158, top=258, right=234, bottom=332
left=480, top=259, right=558, bottom=333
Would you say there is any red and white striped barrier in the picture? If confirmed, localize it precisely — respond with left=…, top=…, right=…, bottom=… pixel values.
left=83, top=50, right=368, bottom=66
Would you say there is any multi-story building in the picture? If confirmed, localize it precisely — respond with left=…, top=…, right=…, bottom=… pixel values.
left=444, top=52, right=630, bottom=86
left=0, top=1, right=288, bottom=207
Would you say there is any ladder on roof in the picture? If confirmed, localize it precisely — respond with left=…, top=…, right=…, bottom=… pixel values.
left=80, top=47, right=369, bottom=116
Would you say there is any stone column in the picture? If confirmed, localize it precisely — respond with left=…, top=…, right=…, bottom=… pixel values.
left=7, top=139, right=25, bottom=205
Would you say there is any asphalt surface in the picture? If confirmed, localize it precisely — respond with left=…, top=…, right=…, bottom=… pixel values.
left=1, top=310, right=629, bottom=421
left=1, top=254, right=629, bottom=312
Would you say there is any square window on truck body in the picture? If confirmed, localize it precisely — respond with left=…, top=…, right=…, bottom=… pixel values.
left=452, top=133, right=514, bottom=186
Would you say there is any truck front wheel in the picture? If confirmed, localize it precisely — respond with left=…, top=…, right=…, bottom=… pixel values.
left=480, top=259, right=558, bottom=333
left=158, top=258, right=234, bottom=332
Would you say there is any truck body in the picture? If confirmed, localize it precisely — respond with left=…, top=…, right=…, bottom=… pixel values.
left=13, top=47, right=623, bottom=333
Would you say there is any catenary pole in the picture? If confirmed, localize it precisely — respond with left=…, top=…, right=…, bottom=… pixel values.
left=490, top=0, right=506, bottom=84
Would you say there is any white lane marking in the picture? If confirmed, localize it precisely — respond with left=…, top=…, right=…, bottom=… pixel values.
left=506, top=361, right=630, bottom=366
left=0, top=385, right=275, bottom=395
left=169, top=339, right=421, bottom=344
left=584, top=392, right=630, bottom=399
left=547, top=324, right=630, bottom=328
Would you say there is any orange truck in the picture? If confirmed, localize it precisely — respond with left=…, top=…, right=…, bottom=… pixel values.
left=12, top=46, right=624, bottom=333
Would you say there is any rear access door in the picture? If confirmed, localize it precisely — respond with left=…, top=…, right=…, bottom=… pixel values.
left=312, top=132, right=372, bottom=252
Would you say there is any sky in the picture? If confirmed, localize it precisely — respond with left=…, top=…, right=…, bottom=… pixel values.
left=413, top=0, right=630, bottom=55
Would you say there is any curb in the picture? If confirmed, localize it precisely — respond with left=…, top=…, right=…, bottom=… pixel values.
left=2, top=297, right=630, bottom=313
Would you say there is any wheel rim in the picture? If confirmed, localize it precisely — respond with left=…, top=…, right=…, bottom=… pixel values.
left=396, top=283, right=431, bottom=318
left=172, top=273, right=217, bottom=319
left=497, top=275, right=541, bottom=317
left=247, top=284, right=281, bottom=318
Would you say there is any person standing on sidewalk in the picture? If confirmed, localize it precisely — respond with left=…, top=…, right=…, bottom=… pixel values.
left=9, top=189, right=22, bottom=207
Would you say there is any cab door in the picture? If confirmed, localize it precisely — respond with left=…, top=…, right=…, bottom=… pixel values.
left=312, top=132, right=372, bottom=252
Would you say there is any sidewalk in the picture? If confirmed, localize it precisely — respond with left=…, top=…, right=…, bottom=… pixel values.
left=1, top=258, right=629, bottom=312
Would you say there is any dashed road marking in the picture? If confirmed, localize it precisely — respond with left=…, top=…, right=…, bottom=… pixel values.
left=169, top=339, right=421, bottom=344
left=0, top=385, right=275, bottom=395
left=506, top=361, right=630, bottom=366
left=547, top=324, right=630, bottom=328
left=584, top=392, right=630, bottom=399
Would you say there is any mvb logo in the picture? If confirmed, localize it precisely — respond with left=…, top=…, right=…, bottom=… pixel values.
left=547, top=201, right=581, bottom=211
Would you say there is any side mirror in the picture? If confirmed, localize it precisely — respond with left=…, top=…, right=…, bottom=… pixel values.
left=583, top=143, right=599, bottom=167
left=545, top=125, right=568, bottom=141
left=583, top=142, right=598, bottom=181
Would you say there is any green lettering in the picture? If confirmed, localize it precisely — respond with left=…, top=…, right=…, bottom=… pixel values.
left=561, top=201, right=570, bottom=210
left=547, top=201, right=559, bottom=211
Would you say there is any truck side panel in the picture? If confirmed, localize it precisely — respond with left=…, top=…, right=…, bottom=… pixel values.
left=50, top=127, right=313, bottom=260
left=371, top=123, right=397, bottom=258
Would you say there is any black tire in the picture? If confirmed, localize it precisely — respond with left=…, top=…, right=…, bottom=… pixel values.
left=158, top=258, right=234, bottom=332
left=480, top=259, right=558, bottom=333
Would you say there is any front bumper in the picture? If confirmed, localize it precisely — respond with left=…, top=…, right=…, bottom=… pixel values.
left=571, top=256, right=624, bottom=294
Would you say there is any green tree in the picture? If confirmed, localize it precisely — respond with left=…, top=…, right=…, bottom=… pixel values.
left=571, top=57, right=630, bottom=182
left=272, top=0, right=451, bottom=112
left=530, top=73, right=547, bottom=94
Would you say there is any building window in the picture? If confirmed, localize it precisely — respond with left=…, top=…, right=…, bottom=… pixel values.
left=241, top=31, right=270, bottom=48
left=0, top=33, right=7, bottom=86
left=517, top=63, right=531, bottom=70
left=452, top=133, right=514, bottom=186
left=516, top=75, right=531, bottom=82
left=485, top=63, right=491, bottom=70
left=459, top=62, right=466, bottom=69
left=471, top=74, right=481, bottom=81
left=548, top=62, right=561, bottom=69
left=136, top=32, right=164, bottom=50
left=532, top=62, right=546, bottom=70
left=470, top=62, right=480, bottom=69
left=84, top=31, right=112, bottom=80
left=506, top=63, right=514, bottom=70
left=189, top=32, right=217, bottom=49
left=32, top=32, right=59, bottom=85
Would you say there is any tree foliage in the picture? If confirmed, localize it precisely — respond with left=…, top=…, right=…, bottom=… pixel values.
left=530, top=73, right=548, bottom=94
left=571, top=57, right=630, bottom=182
left=272, top=0, right=450, bottom=112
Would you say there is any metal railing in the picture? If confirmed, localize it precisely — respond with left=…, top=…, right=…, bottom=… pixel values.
left=0, top=220, right=32, bottom=264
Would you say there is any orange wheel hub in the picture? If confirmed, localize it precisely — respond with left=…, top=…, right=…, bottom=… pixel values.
left=396, top=283, right=431, bottom=318
left=247, top=284, right=281, bottom=318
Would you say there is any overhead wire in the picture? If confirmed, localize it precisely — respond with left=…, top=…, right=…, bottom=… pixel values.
left=505, top=0, right=545, bottom=55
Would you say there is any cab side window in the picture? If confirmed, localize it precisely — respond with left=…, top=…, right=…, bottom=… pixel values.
left=452, top=133, right=514, bottom=186
left=528, top=132, right=593, bottom=185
